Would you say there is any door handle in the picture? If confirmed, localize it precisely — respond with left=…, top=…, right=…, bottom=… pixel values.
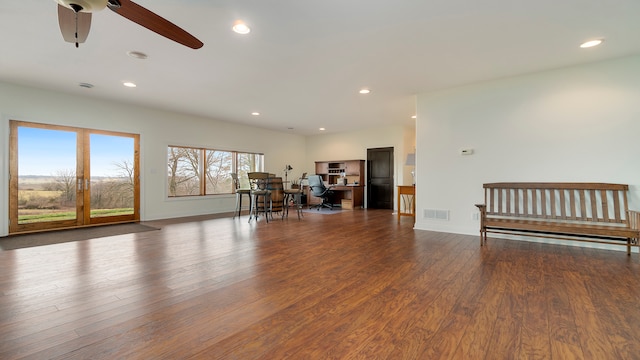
left=77, top=179, right=90, bottom=190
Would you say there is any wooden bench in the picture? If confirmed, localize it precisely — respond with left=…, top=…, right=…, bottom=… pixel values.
left=475, top=183, right=640, bottom=255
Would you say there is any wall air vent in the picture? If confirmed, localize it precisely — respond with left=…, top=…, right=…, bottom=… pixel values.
left=424, top=209, right=450, bottom=221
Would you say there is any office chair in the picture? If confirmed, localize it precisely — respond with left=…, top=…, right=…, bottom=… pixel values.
left=307, top=174, right=334, bottom=210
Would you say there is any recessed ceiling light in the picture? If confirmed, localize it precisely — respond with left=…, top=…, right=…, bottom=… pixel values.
left=127, top=51, right=148, bottom=59
left=319, top=128, right=326, bottom=131
left=233, top=20, right=251, bottom=35
left=123, top=82, right=137, bottom=88
left=411, top=115, right=417, bottom=119
left=359, top=89, right=371, bottom=94
left=251, top=112, right=260, bottom=116
left=580, top=39, right=603, bottom=48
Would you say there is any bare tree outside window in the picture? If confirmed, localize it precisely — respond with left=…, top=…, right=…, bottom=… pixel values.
left=237, top=153, right=263, bottom=188
left=168, top=146, right=263, bottom=197
left=206, top=150, right=233, bottom=194
left=168, top=146, right=202, bottom=196
left=52, top=168, right=76, bottom=206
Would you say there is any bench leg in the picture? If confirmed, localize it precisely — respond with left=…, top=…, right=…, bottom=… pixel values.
left=628, top=238, right=632, bottom=256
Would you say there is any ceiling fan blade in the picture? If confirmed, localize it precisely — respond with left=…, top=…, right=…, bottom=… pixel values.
left=107, top=0, right=203, bottom=49
left=57, top=4, right=92, bottom=44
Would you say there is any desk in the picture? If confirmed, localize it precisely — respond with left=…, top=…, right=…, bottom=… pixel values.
left=397, top=185, right=415, bottom=223
left=307, top=185, right=364, bottom=209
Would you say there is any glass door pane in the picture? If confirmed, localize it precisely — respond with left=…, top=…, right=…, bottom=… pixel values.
left=10, top=120, right=140, bottom=234
left=17, top=126, right=78, bottom=226
left=89, top=133, right=135, bottom=220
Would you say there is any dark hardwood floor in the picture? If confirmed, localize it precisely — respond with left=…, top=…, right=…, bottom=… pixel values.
left=1, top=209, right=639, bottom=359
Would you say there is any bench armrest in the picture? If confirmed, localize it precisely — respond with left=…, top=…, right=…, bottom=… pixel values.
left=628, top=210, right=640, bottom=230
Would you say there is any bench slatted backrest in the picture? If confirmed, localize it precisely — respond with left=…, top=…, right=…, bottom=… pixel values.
left=483, top=183, right=629, bottom=224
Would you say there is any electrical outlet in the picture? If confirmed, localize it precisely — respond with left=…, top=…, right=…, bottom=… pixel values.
left=472, top=212, right=479, bottom=220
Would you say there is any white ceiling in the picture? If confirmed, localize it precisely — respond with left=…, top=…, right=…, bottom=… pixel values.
left=1, top=0, right=640, bottom=135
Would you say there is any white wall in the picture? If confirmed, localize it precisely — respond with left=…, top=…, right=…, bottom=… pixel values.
left=0, top=82, right=306, bottom=236
left=415, top=55, right=640, bottom=245
left=305, top=124, right=415, bottom=209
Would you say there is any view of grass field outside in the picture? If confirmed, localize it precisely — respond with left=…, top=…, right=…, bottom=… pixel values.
left=88, top=133, right=135, bottom=219
left=17, top=127, right=135, bottom=224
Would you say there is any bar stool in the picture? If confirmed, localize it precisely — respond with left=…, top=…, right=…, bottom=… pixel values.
left=231, top=173, right=251, bottom=219
left=283, top=173, right=306, bottom=220
left=248, top=172, right=271, bottom=223
left=284, top=188, right=303, bottom=220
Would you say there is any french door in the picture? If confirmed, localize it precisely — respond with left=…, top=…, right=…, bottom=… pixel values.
left=9, top=120, right=140, bottom=234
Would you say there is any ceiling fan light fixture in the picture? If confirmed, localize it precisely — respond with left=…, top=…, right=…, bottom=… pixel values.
left=232, top=20, right=251, bottom=35
left=123, top=82, right=137, bottom=88
left=56, top=0, right=108, bottom=12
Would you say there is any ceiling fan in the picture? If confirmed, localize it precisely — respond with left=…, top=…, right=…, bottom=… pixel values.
left=55, top=0, right=203, bottom=49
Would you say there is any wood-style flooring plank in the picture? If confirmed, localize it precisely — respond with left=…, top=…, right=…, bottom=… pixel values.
left=0, top=210, right=639, bottom=359
left=516, top=244, right=551, bottom=359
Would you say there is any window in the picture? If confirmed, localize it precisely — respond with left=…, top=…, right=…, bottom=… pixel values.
left=167, top=146, right=263, bottom=197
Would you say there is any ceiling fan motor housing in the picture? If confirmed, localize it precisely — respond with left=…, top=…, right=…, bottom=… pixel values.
left=56, top=0, right=108, bottom=12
